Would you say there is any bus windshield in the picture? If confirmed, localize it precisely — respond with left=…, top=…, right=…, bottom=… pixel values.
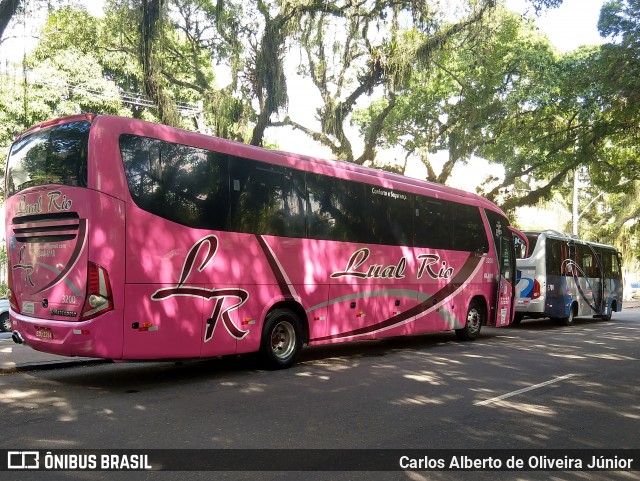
left=6, top=120, right=90, bottom=196
left=524, top=233, right=539, bottom=256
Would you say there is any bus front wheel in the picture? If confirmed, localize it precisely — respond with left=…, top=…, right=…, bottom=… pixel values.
left=260, top=308, right=303, bottom=369
left=456, top=300, right=484, bottom=341
left=556, top=304, right=576, bottom=326
left=511, top=313, right=523, bottom=326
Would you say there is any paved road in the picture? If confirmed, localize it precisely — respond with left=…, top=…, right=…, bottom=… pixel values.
left=0, top=310, right=638, bottom=481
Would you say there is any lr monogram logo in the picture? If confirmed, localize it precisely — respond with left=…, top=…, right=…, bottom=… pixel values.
left=13, top=246, right=35, bottom=287
left=151, top=235, right=250, bottom=342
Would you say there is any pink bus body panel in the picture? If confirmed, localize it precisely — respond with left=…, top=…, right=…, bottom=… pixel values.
left=6, top=185, right=125, bottom=358
left=5, top=115, right=512, bottom=361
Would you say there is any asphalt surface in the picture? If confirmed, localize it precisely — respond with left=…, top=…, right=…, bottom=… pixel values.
left=2, top=301, right=639, bottom=373
left=0, top=330, right=108, bottom=373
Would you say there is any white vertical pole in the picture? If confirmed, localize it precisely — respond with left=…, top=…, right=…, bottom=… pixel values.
left=572, top=168, right=579, bottom=236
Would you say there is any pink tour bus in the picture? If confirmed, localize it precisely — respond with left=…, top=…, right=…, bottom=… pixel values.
left=5, top=114, right=527, bottom=368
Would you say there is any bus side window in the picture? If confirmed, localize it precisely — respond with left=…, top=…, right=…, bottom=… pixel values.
left=452, top=204, right=489, bottom=253
left=598, top=251, right=608, bottom=277
left=612, top=253, right=621, bottom=277
left=306, top=174, right=366, bottom=243
left=368, top=188, right=413, bottom=246
left=577, top=245, right=594, bottom=278
left=229, top=157, right=284, bottom=235
left=414, top=197, right=451, bottom=249
left=546, top=239, right=562, bottom=276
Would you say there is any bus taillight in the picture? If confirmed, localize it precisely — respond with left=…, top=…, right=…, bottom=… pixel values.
left=532, top=279, right=541, bottom=299
left=81, top=262, right=114, bottom=320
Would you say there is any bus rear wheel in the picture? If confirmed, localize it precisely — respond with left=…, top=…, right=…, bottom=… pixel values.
left=600, top=301, right=615, bottom=321
left=260, top=308, right=303, bottom=369
left=456, top=300, right=484, bottom=341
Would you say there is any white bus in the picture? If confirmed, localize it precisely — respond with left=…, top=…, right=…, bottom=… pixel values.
left=515, top=230, right=623, bottom=325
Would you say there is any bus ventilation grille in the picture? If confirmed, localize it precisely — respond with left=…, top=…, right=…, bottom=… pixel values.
left=12, top=212, right=81, bottom=243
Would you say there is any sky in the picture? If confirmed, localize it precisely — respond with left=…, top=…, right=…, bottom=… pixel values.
left=507, top=0, right=606, bottom=52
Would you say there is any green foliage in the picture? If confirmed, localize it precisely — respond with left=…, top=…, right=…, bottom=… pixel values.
left=353, top=7, right=557, bottom=185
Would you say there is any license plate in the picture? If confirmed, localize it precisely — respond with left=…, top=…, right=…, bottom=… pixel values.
left=35, top=327, right=53, bottom=340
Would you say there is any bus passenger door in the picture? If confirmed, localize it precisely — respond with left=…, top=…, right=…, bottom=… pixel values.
left=495, top=233, right=517, bottom=326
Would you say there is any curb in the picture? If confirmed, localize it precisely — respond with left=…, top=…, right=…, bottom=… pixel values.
left=1, top=359, right=109, bottom=374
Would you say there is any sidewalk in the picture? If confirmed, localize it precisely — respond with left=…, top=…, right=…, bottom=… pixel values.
left=0, top=339, right=105, bottom=373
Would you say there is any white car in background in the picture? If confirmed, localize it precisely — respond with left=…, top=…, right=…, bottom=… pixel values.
left=0, top=298, right=11, bottom=332
left=624, top=282, right=640, bottom=301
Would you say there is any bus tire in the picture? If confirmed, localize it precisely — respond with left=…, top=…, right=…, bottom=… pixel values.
left=0, top=312, right=10, bottom=333
left=456, top=300, right=483, bottom=341
left=600, top=301, right=615, bottom=321
left=558, top=304, right=576, bottom=326
left=511, top=313, right=523, bottom=326
left=260, top=308, right=303, bottom=369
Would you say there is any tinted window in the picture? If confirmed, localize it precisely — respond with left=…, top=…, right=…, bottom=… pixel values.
left=229, top=157, right=305, bottom=237
left=525, top=233, right=539, bottom=255
left=121, top=134, right=229, bottom=230
left=484, top=209, right=510, bottom=255
left=451, top=204, right=489, bottom=252
left=414, top=197, right=451, bottom=249
left=120, top=133, right=493, bottom=250
left=607, top=252, right=622, bottom=280
left=6, top=121, right=90, bottom=196
left=368, top=187, right=413, bottom=245
left=546, top=238, right=565, bottom=276
left=307, top=173, right=366, bottom=242
left=577, top=244, right=595, bottom=277
left=416, top=198, right=488, bottom=252
left=610, top=251, right=621, bottom=278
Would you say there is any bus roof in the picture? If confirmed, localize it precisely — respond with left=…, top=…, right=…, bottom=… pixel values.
left=16, top=114, right=96, bottom=141
left=524, top=230, right=618, bottom=251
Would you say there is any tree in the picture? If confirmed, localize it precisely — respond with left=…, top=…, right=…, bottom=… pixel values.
left=0, top=8, right=131, bottom=152
left=481, top=1, right=640, bottom=215
left=272, top=0, right=500, bottom=162
left=3, top=0, right=576, bottom=169
left=351, top=7, right=557, bottom=184
left=139, top=0, right=181, bottom=126
left=577, top=0, right=640, bottom=254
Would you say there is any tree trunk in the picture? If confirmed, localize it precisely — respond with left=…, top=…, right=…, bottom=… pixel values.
left=140, top=0, right=180, bottom=127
